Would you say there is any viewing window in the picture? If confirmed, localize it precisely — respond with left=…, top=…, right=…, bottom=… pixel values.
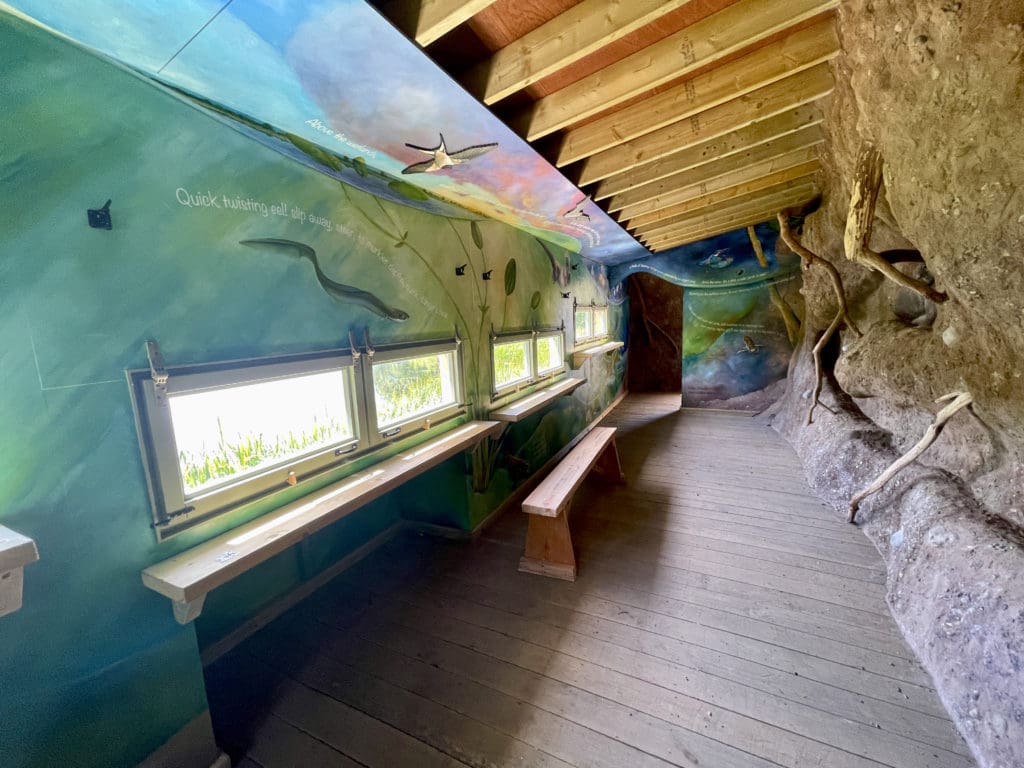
left=536, top=332, right=565, bottom=377
left=371, top=349, right=459, bottom=431
left=493, top=338, right=534, bottom=391
left=574, top=303, right=610, bottom=346
left=491, top=328, right=566, bottom=397
left=130, top=336, right=464, bottom=540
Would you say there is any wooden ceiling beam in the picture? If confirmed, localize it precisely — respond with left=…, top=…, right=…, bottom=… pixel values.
left=513, top=0, right=838, bottom=141
left=640, top=184, right=818, bottom=247
left=463, top=0, right=701, bottom=105
left=384, top=0, right=499, bottom=46
left=633, top=174, right=819, bottom=238
left=647, top=210, right=784, bottom=249
left=554, top=15, right=838, bottom=166
left=611, top=125, right=824, bottom=216
left=626, top=160, right=820, bottom=233
left=591, top=103, right=822, bottom=200
left=577, top=61, right=833, bottom=186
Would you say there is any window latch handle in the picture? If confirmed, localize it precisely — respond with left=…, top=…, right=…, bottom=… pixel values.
left=146, top=340, right=169, bottom=406
left=334, top=443, right=358, bottom=456
left=381, top=426, right=401, bottom=438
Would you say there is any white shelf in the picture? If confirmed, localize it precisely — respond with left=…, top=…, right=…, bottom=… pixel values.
left=571, top=340, right=624, bottom=369
left=0, top=525, right=39, bottom=618
left=489, top=377, right=585, bottom=423
left=142, top=420, right=503, bottom=623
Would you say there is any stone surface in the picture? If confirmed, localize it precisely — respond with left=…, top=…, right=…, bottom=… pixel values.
left=767, top=3, right=1024, bottom=767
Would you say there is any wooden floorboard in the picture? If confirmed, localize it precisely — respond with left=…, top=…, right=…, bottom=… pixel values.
left=206, top=394, right=973, bottom=768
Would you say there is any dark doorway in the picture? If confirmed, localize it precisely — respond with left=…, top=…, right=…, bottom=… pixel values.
left=626, top=273, right=682, bottom=393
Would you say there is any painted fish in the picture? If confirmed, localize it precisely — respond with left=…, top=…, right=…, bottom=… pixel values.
left=535, top=237, right=571, bottom=288
left=239, top=238, right=410, bottom=321
left=699, top=249, right=733, bottom=269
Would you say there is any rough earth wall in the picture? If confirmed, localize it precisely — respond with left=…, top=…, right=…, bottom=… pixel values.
left=767, top=3, right=1024, bottom=767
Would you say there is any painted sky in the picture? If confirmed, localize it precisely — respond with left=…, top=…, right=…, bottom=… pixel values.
left=6, top=0, right=649, bottom=264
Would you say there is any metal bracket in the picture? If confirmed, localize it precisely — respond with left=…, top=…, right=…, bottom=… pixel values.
left=454, top=325, right=463, bottom=347
left=363, top=329, right=375, bottom=359
left=348, top=330, right=361, bottom=360
left=146, top=340, right=169, bottom=406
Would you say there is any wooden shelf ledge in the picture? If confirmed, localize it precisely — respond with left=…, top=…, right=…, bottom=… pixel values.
left=142, top=420, right=503, bottom=624
left=0, top=525, right=40, bottom=618
left=489, top=377, right=585, bottom=423
left=571, top=340, right=625, bottom=369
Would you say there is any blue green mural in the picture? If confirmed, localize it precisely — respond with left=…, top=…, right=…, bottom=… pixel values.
left=0, top=10, right=624, bottom=768
left=4, top=0, right=650, bottom=264
left=611, top=226, right=804, bottom=410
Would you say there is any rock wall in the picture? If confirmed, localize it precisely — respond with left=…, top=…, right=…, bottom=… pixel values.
left=767, top=3, right=1024, bottom=767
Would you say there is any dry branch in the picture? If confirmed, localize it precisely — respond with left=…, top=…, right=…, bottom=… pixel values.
left=778, top=212, right=861, bottom=337
left=777, top=212, right=860, bottom=425
left=843, top=142, right=947, bottom=303
left=768, top=284, right=801, bottom=345
left=848, top=391, right=974, bottom=523
left=747, top=226, right=769, bottom=269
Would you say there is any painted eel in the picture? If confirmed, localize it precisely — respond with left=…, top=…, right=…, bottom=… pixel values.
left=240, top=238, right=410, bottom=322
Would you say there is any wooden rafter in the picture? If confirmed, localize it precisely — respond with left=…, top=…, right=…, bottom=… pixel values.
left=513, top=0, right=838, bottom=141
left=555, top=16, right=839, bottom=166
left=462, top=0, right=700, bottom=105
left=637, top=179, right=819, bottom=241
left=641, top=184, right=819, bottom=247
left=626, top=161, right=820, bottom=232
left=383, top=0, right=499, bottom=46
left=577, top=62, right=834, bottom=186
left=636, top=179, right=819, bottom=241
left=610, top=126, right=823, bottom=216
left=591, top=104, right=823, bottom=201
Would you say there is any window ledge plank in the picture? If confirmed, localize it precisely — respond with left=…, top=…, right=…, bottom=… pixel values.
left=571, top=340, right=625, bottom=369
left=490, top=377, right=585, bottom=423
left=141, top=420, right=502, bottom=622
left=0, top=526, right=38, bottom=573
left=0, top=526, right=39, bottom=619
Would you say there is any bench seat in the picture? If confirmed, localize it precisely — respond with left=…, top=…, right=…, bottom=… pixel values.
left=519, top=426, right=624, bottom=581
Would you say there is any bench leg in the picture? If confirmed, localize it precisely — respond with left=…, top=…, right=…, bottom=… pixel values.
left=593, top=437, right=626, bottom=483
left=519, top=510, right=577, bottom=582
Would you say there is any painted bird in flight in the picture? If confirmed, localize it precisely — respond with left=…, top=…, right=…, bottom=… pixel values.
left=562, top=196, right=592, bottom=221
left=401, top=133, right=498, bottom=174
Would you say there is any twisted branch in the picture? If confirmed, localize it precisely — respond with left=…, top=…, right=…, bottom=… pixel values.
left=848, top=391, right=973, bottom=522
left=777, top=213, right=861, bottom=425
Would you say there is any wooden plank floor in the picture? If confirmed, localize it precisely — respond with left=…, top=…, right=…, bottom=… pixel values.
left=205, top=394, right=974, bottom=768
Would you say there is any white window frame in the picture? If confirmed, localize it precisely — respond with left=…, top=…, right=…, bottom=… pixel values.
left=490, top=326, right=566, bottom=399
left=573, top=301, right=610, bottom=348
left=129, top=335, right=465, bottom=540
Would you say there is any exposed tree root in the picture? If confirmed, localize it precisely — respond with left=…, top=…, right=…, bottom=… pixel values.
left=777, top=212, right=861, bottom=425
left=848, top=391, right=974, bottom=523
left=843, top=142, right=947, bottom=303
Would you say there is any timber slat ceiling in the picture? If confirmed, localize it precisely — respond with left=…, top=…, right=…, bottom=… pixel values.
left=373, top=0, right=838, bottom=251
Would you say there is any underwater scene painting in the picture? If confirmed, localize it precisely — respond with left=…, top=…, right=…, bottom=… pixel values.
left=679, top=234, right=803, bottom=410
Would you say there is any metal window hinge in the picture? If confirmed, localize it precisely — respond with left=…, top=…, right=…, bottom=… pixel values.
left=363, top=329, right=375, bottom=359
left=348, top=330, right=361, bottom=360
left=146, top=340, right=169, bottom=406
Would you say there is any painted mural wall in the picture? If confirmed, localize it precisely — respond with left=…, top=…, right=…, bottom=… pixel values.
left=0, top=12, right=624, bottom=768
left=611, top=226, right=803, bottom=410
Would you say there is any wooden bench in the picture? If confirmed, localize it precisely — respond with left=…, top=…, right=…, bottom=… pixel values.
left=519, top=426, right=624, bottom=581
